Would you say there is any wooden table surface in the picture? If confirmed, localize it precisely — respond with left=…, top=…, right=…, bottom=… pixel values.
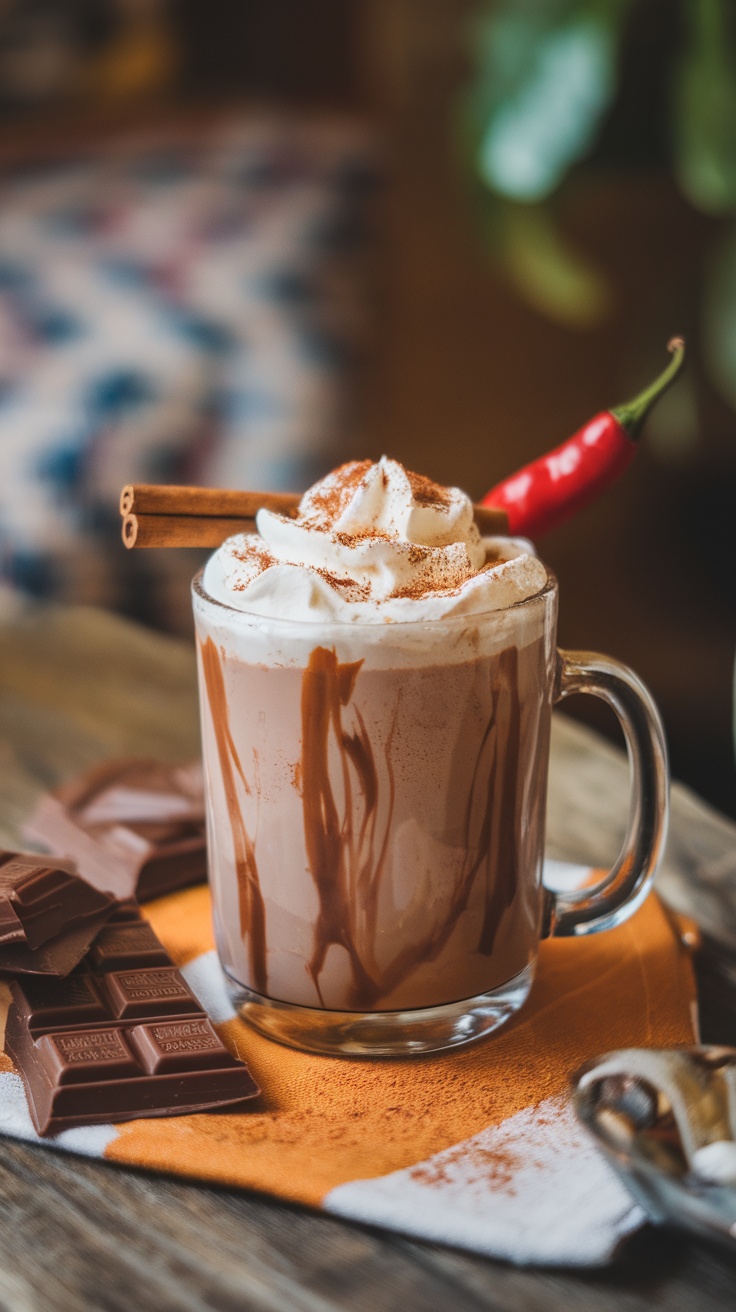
left=2, top=604, right=736, bottom=1312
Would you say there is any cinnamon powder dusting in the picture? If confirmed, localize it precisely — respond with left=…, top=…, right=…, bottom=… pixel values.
left=333, top=527, right=391, bottom=546
left=314, top=567, right=370, bottom=602
left=302, top=460, right=372, bottom=527
left=410, top=1141, right=520, bottom=1194
left=231, top=541, right=277, bottom=591
left=405, top=468, right=453, bottom=509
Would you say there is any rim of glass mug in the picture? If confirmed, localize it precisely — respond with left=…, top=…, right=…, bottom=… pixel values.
left=192, top=565, right=559, bottom=670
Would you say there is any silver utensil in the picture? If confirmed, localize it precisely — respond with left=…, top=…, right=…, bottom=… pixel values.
left=573, top=1046, right=736, bottom=1250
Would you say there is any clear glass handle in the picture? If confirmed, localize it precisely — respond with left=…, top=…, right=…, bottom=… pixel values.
left=543, top=650, right=669, bottom=938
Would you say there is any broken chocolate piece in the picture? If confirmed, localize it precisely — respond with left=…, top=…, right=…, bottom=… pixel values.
left=0, top=849, right=114, bottom=966
left=5, top=907, right=259, bottom=1134
left=0, top=851, right=113, bottom=950
left=0, top=908, right=115, bottom=978
left=23, top=759, right=207, bottom=902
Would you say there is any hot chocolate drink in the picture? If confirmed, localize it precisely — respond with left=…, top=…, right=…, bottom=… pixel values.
left=198, top=626, right=553, bottom=1013
left=193, top=458, right=555, bottom=1040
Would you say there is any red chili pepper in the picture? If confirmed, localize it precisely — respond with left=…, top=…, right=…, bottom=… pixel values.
left=482, top=338, right=686, bottom=539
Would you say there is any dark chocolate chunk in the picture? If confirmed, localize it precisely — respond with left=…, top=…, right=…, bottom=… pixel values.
left=0, top=851, right=113, bottom=950
left=16, top=974, right=110, bottom=1030
left=5, top=907, right=259, bottom=1134
left=0, top=907, right=115, bottom=978
left=23, top=759, right=207, bottom=902
left=86, top=922, right=171, bottom=971
left=0, top=857, right=70, bottom=944
left=107, top=900, right=144, bottom=923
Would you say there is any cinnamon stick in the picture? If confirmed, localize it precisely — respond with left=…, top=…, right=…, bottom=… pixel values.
left=120, top=484, right=509, bottom=548
left=122, top=514, right=264, bottom=549
left=474, top=505, right=509, bottom=535
left=119, top=483, right=300, bottom=518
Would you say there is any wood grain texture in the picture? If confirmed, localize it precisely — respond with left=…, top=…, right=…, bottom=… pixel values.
left=1, top=604, right=736, bottom=1310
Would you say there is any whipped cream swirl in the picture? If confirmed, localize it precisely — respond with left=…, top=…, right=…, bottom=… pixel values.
left=202, top=457, right=547, bottom=622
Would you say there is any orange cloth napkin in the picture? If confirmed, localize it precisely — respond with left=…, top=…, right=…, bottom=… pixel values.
left=0, top=871, right=696, bottom=1266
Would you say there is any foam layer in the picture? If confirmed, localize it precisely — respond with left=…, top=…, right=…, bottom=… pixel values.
left=202, top=456, right=547, bottom=626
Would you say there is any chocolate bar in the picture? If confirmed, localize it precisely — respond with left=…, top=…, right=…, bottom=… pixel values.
left=24, top=759, right=207, bottom=902
left=0, top=850, right=116, bottom=976
left=5, top=909, right=259, bottom=1134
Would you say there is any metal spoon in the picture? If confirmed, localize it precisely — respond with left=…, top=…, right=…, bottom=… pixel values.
left=573, top=1046, right=736, bottom=1249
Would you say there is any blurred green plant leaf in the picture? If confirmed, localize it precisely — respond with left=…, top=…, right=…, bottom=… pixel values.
left=674, top=0, right=736, bottom=215
left=460, top=0, right=631, bottom=203
left=497, top=199, right=613, bottom=326
left=702, top=219, right=736, bottom=411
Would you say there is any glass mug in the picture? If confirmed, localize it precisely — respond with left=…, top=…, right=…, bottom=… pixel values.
left=192, top=569, right=667, bottom=1057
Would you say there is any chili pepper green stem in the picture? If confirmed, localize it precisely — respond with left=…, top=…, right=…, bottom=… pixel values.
left=611, top=337, right=686, bottom=440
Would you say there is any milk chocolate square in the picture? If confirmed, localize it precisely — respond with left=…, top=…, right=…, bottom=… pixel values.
left=100, top=967, right=197, bottom=1021
left=38, top=1030, right=140, bottom=1085
left=86, top=922, right=171, bottom=971
left=128, top=1019, right=231, bottom=1075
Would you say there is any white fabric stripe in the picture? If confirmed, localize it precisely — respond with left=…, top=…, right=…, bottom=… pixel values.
left=180, top=951, right=237, bottom=1023
left=0, top=1071, right=117, bottom=1156
left=324, top=1095, right=645, bottom=1267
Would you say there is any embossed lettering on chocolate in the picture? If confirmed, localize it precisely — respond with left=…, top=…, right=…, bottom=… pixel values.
left=5, top=908, right=260, bottom=1135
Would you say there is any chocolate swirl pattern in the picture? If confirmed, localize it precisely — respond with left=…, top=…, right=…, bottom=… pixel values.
left=197, top=624, right=550, bottom=1012
left=300, top=647, right=396, bottom=1008
left=199, top=637, right=267, bottom=996
left=297, top=642, right=547, bottom=1010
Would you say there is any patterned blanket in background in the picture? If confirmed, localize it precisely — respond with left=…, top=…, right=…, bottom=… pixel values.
left=0, top=116, right=377, bottom=625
